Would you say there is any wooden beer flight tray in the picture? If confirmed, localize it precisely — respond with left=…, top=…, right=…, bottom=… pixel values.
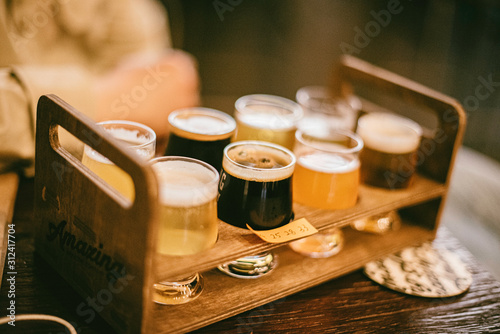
left=33, top=55, right=466, bottom=333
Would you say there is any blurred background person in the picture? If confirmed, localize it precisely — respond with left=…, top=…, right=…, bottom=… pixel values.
left=0, top=0, right=200, bottom=176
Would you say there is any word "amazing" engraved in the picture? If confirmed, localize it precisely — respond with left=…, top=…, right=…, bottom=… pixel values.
left=46, top=220, right=125, bottom=280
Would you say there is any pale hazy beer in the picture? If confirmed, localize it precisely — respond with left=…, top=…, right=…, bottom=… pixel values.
left=151, top=156, right=219, bottom=305
left=217, top=141, right=296, bottom=230
left=164, top=107, right=236, bottom=172
left=81, top=120, right=156, bottom=201
left=293, top=128, right=363, bottom=210
left=233, top=94, right=303, bottom=150
left=151, top=157, right=219, bottom=255
left=357, top=113, right=422, bottom=189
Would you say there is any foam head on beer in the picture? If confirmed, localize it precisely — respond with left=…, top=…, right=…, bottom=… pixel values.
left=218, top=141, right=296, bottom=229
left=235, top=95, right=303, bottom=130
left=293, top=128, right=363, bottom=210
left=357, top=113, right=422, bottom=154
left=233, top=94, right=303, bottom=150
left=169, top=107, right=236, bottom=140
left=224, top=142, right=295, bottom=181
left=82, top=120, right=156, bottom=201
left=357, top=113, right=423, bottom=189
left=153, top=159, right=219, bottom=207
left=165, top=108, right=236, bottom=172
left=151, top=157, right=219, bottom=256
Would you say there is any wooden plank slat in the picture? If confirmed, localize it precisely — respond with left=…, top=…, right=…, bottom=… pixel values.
left=150, top=222, right=435, bottom=333
left=153, top=174, right=446, bottom=282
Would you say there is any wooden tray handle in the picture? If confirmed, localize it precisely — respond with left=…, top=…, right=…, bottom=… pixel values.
left=35, top=94, right=158, bottom=334
left=37, top=94, right=157, bottom=209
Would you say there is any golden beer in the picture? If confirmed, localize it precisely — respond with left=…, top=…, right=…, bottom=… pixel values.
left=152, top=158, right=219, bottom=256
left=82, top=121, right=156, bottom=201
left=357, top=113, right=422, bottom=189
left=151, top=156, right=219, bottom=305
left=233, top=94, right=303, bottom=150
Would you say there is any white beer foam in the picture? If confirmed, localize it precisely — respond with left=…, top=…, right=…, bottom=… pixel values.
left=153, top=160, right=218, bottom=207
left=237, top=105, right=296, bottom=130
left=171, top=108, right=236, bottom=135
left=298, top=153, right=360, bottom=174
left=175, top=115, right=231, bottom=134
left=357, top=113, right=422, bottom=154
left=84, top=127, right=153, bottom=164
left=105, top=128, right=150, bottom=145
left=223, top=144, right=295, bottom=182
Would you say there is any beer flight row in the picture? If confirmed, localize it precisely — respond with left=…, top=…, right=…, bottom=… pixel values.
left=81, top=88, right=423, bottom=305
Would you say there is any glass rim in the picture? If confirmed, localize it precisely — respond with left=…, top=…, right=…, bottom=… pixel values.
left=234, top=94, right=304, bottom=122
left=296, top=86, right=353, bottom=114
left=150, top=155, right=220, bottom=184
left=168, top=107, right=236, bottom=140
left=97, top=120, right=157, bottom=150
left=223, top=140, right=296, bottom=172
left=296, top=85, right=333, bottom=104
left=296, top=127, right=364, bottom=154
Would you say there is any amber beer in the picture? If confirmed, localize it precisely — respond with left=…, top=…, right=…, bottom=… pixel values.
left=293, top=129, right=363, bottom=210
left=357, top=113, right=423, bottom=189
left=164, top=108, right=236, bottom=172
left=233, top=94, right=303, bottom=150
left=217, top=141, right=296, bottom=230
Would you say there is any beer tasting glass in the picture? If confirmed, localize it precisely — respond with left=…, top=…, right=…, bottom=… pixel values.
left=233, top=94, right=303, bottom=150
left=164, top=107, right=236, bottom=172
left=353, top=112, right=423, bottom=234
left=151, top=156, right=219, bottom=305
left=217, top=141, right=296, bottom=278
left=295, top=86, right=358, bottom=132
left=289, top=127, right=363, bottom=258
left=82, top=120, right=156, bottom=201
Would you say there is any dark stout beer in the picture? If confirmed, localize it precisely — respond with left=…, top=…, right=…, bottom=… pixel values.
left=357, top=113, right=422, bottom=189
left=217, top=141, right=296, bottom=230
left=164, top=108, right=236, bottom=172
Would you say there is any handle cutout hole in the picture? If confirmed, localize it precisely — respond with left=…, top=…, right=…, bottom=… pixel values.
left=54, top=124, right=137, bottom=206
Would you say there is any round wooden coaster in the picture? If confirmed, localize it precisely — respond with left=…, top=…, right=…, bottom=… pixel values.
left=363, top=242, right=472, bottom=298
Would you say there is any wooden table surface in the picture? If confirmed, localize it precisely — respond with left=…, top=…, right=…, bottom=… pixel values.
left=1, top=177, right=500, bottom=333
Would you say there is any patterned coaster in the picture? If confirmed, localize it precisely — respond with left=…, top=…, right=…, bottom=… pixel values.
left=364, top=242, right=472, bottom=298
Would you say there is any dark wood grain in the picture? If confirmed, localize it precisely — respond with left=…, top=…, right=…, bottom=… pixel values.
left=34, top=95, right=160, bottom=333
left=1, top=178, right=499, bottom=334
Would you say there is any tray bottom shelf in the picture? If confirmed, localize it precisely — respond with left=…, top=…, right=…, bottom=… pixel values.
left=148, top=221, right=435, bottom=333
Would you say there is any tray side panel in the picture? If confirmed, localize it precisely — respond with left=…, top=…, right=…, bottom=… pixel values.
left=34, top=95, right=158, bottom=334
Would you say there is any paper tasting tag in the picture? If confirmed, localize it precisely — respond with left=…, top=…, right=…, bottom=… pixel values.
left=247, top=218, right=318, bottom=243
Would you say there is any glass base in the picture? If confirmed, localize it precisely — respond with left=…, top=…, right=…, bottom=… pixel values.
left=153, top=273, right=204, bottom=305
left=351, top=211, right=401, bottom=234
left=218, top=252, right=277, bottom=279
left=289, top=228, right=344, bottom=258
